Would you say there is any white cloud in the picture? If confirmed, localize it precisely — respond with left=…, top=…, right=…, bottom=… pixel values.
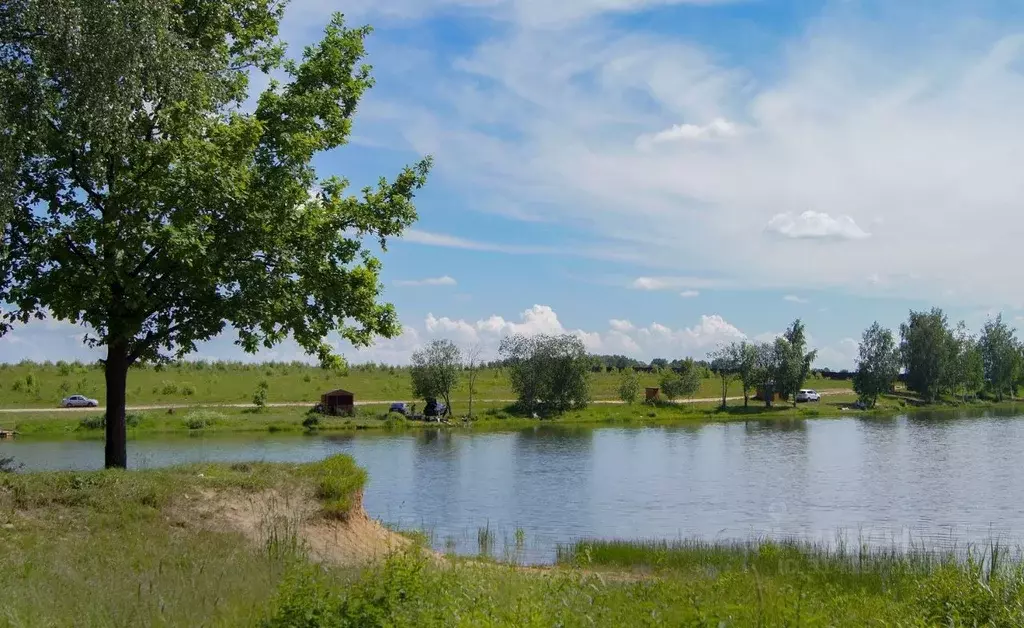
left=815, top=338, right=859, bottom=370
left=679, top=290, right=700, bottom=298
left=637, top=118, right=739, bottom=147
left=408, top=307, right=748, bottom=362
left=765, top=211, right=870, bottom=241
left=394, top=276, right=458, bottom=287
left=783, top=295, right=808, bottom=304
left=357, top=2, right=1024, bottom=305
left=632, top=276, right=726, bottom=291
left=609, top=319, right=635, bottom=332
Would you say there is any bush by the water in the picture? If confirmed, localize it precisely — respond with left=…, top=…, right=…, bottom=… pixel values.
left=181, top=410, right=224, bottom=430
left=307, top=455, right=366, bottom=520
left=78, top=413, right=143, bottom=430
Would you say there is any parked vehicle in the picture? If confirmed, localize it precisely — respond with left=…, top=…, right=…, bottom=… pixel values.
left=389, top=402, right=409, bottom=416
left=61, top=395, right=99, bottom=408
left=424, top=398, right=447, bottom=418
left=795, top=389, right=821, bottom=403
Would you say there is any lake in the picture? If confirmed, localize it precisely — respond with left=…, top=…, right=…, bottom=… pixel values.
left=4, top=409, right=1024, bottom=562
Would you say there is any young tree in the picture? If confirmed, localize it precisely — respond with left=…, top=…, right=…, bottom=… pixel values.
left=737, top=342, right=760, bottom=407
left=852, top=322, right=900, bottom=408
left=677, top=357, right=703, bottom=401
left=464, top=343, right=484, bottom=419
left=618, top=368, right=641, bottom=405
left=658, top=370, right=685, bottom=401
left=980, top=314, right=1021, bottom=401
left=753, top=341, right=782, bottom=408
left=1, top=4, right=430, bottom=468
left=900, top=309, right=953, bottom=403
left=410, top=340, right=462, bottom=416
left=498, top=334, right=591, bottom=415
left=776, top=320, right=818, bottom=407
left=708, top=345, right=739, bottom=408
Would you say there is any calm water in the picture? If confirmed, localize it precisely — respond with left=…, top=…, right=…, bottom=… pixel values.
left=4, top=410, right=1024, bottom=562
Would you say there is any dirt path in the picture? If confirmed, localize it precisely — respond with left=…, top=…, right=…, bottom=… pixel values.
left=0, top=390, right=850, bottom=413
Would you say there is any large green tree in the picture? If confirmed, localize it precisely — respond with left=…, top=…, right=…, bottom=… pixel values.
left=499, top=334, right=591, bottom=415
left=852, top=322, right=900, bottom=408
left=900, top=309, right=953, bottom=403
left=980, top=314, right=1020, bottom=401
left=0, top=1, right=430, bottom=467
left=776, top=319, right=817, bottom=407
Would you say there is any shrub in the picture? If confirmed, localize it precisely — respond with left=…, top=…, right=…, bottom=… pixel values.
left=618, top=369, right=640, bottom=404
left=303, top=374, right=312, bottom=383
left=79, top=413, right=142, bottom=430
left=78, top=415, right=105, bottom=430
left=160, top=381, right=179, bottom=395
left=11, top=380, right=22, bottom=392
left=253, top=380, right=269, bottom=411
left=302, top=415, right=321, bottom=430
left=309, top=455, right=367, bottom=520
left=182, top=410, right=223, bottom=430
left=181, top=384, right=196, bottom=396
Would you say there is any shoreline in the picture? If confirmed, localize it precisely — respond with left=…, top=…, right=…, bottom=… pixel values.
left=2, top=395, right=1021, bottom=441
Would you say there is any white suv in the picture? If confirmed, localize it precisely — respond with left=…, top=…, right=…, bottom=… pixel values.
left=795, top=389, right=821, bottom=403
left=61, top=395, right=99, bottom=408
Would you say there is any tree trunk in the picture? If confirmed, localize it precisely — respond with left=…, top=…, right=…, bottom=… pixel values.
left=104, top=341, right=129, bottom=469
left=720, top=377, right=727, bottom=409
left=743, top=388, right=749, bottom=408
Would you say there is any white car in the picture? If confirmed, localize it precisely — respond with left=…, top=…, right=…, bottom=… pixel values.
left=61, top=395, right=99, bottom=408
left=795, top=389, right=821, bottom=403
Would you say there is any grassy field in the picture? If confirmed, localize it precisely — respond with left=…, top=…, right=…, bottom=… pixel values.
left=3, top=457, right=1023, bottom=627
left=0, top=360, right=853, bottom=409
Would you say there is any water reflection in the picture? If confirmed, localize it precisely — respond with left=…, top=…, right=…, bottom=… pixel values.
left=4, top=409, right=1024, bottom=562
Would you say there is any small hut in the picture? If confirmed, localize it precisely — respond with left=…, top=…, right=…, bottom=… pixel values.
left=645, top=387, right=660, bottom=403
left=320, top=389, right=355, bottom=416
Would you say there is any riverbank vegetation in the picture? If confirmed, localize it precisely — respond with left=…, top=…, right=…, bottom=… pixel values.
left=5, top=392, right=1021, bottom=439
left=4, top=457, right=1024, bottom=626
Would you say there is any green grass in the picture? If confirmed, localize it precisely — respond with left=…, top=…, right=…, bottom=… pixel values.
left=0, top=360, right=853, bottom=410
left=4, top=456, right=1024, bottom=626
left=0, top=455, right=365, bottom=627
left=260, top=540, right=1024, bottom=627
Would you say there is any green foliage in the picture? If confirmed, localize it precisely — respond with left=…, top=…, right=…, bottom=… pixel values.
left=160, top=381, right=179, bottom=395
left=499, top=334, right=592, bottom=415
left=181, top=410, right=223, bottom=430
left=901, top=308, right=954, bottom=403
left=1, top=2, right=431, bottom=467
left=658, top=361, right=700, bottom=401
left=981, top=314, right=1021, bottom=401
left=775, top=320, right=818, bottom=407
left=308, top=455, right=367, bottom=519
left=708, top=345, right=739, bottom=407
left=302, top=414, right=321, bottom=430
left=79, top=413, right=143, bottom=431
left=410, top=339, right=461, bottom=413
left=181, top=383, right=197, bottom=396
left=853, top=322, right=901, bottom=408
left=617, top=368, right=640, bottom=404
left=253, top=380, right=269, bottom=411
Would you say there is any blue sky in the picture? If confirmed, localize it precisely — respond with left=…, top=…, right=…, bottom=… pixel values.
left=5, top=0, right=1024, bottom=368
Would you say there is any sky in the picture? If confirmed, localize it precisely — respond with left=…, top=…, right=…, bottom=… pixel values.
left=5, top=0, right=1024, bottom=369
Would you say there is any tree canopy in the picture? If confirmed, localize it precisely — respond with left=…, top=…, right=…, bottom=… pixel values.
left=499, top=334, right=591, bottom=415
left=410, top=340, right=461, bottom=415
left=853, top=322, right=900, bottom=408
left=0, top=1, right=430, bottom=467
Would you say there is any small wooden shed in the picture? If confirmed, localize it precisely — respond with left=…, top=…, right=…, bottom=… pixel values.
left=320, top=389, right=355, bottom=416
left=645, top=387, right=660, bottom=403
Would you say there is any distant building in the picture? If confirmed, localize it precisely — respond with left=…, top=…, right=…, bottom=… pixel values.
left=320, top=389, right=355, bottom=416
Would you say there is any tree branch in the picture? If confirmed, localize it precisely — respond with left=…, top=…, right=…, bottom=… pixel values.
left=129, top=244, right=163, bottom=278
left=65, top=235, right=100, bottom=275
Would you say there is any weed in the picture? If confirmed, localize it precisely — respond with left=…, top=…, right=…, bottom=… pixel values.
left=477, top=522, right=494, bottom=556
